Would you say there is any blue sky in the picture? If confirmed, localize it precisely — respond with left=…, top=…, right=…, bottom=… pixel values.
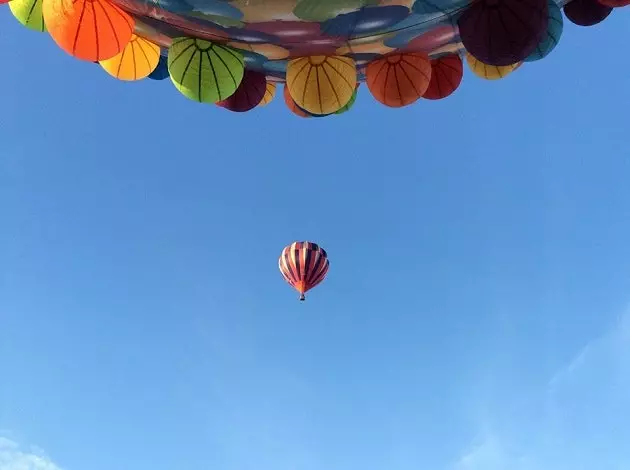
left=2, top=6, right=630, bottom=470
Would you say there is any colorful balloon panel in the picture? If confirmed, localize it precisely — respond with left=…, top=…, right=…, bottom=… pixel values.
left=100, top=34, right=161, bottom=80
left=286, top=55, right=357, bottom=115
left=168, top=38, right=245, bottom=103
left=293, top=0, right=366, bottom=22
left=321, top=5, right=411, bottom=37
left=366, top=52, right=431, bottom=107
left=9, top=0, right=45, bottom=31
left=42, top=0, right=135, bottom=61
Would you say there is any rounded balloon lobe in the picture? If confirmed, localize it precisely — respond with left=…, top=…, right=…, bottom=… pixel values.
left=422, top=53, right=463, bottom=100
left=149, top=55, right=170, bottom=80
left=365, top=52, right=432, bottom=107
left=564, top=0, right=613, bottom=26
left=217, top=69, right=267, bottom=112
left=458, top=0, right=549, bottom=66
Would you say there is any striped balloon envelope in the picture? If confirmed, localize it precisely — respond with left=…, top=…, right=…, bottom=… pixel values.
left=279, top=241, right=330, bottom=301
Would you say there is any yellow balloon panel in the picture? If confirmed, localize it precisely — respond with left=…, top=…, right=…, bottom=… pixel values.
left=466, top=53, right=521, bottom=80
left=100, top=34, right=161, bottom=81
left=9, top=0, right=46, bottom=32
left=258, top=82, right=276, bottom=106
left=286, top=55, right=357, bottom=115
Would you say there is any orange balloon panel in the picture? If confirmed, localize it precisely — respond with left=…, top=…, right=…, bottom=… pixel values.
left=43, top=0, right=135, bottom=61
left=366, top=53, right=432, bottom=108
left=100, top=34, right=160, bottom=80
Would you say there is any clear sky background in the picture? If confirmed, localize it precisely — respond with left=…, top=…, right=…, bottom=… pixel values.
left=1, top=6, right=630, bottom=470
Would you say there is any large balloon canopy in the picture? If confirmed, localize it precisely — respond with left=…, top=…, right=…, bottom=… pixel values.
left=3, top=0, right=627, bottom=116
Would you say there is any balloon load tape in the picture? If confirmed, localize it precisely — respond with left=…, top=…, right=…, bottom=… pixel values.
left=4, top=0, right=625, bottom=116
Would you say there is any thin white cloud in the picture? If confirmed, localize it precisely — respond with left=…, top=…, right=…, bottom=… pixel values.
left=453, top=308, right=630, bottom=470
left=0, top=438, right=63, bottom=470
left=454, top=430, right=537, bottom=470
left=455, top=434, right=509, bottom=470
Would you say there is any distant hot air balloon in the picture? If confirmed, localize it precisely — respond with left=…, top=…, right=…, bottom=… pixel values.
left=279, top=241, right=329, bottom=301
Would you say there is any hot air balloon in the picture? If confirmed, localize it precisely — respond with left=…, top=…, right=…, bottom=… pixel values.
left=3, top=0, right=627, bottom=115
left=279, top=242, right=329, bottom=301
